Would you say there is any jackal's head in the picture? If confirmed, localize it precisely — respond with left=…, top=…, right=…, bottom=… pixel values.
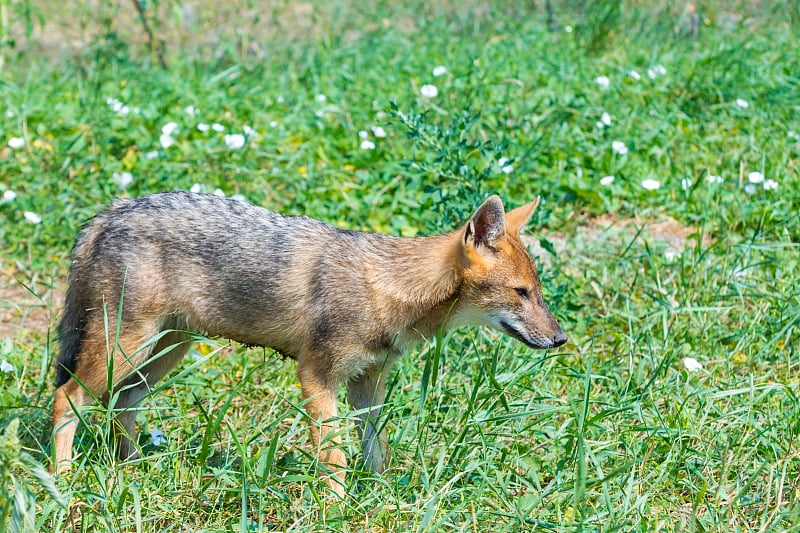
left=457, top=195, right=567, bottom=350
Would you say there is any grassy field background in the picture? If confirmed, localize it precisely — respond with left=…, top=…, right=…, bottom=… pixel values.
left=1, top=0, right=799, bottom=531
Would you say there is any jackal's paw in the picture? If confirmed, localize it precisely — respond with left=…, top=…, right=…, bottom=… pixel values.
left=319, top=472, right=347, bottom=499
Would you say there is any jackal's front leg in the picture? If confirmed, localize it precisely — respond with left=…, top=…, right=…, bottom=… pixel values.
left=347, top=364, right=390, bottom=473
left=297, top=361, right=346, bottom=497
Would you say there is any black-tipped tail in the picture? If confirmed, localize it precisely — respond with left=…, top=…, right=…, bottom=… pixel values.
left=54, top=283, right=86, bottom=387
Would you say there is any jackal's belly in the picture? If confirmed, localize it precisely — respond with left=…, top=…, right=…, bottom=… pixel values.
left=178, top=303, right=308, bottom=358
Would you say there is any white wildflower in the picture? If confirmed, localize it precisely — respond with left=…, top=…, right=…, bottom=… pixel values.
left=224, top=134, right=246, bottom=150
left=0, top=359, right=13, bottom=373
left=706, top=174, right=723, bottom=184
left=498, top=157, right=510, bottom=167
left=748, top=171, right=764, bottom=184
left=2, top=189, right=16, bottom=202
left=502, top=164, right=514, bottom=174
left=24, top=211, right=41, bottom=224
left=5, top=110, right=13, bottom=118
left=162, top=122, right=179, bottom=136
left=159, top=134, right=175, bottom=148
left=315, top=94, right=327, bottom=103
left=371, top=126, right=387, bottom=138
left=8, top=137, right=24, bottom=149
left=597, top=112, right=612, bottom=129
left=358, top=130, right=369, bottom=139
left=647, top=64, right=667, bottom=79
left=683, top=357, right=703, bottom=372
left=189, top=183, right=203, bottom=193
left=150, top=429, right=167, bottom=447
left=681, top=178, right=692, bottom=191
left=641, top=179, right=660, bottom=191
left=763, top=179, right=778, bottom=191
left=211, top=123, right=225, bottom=132
left=184, top=105, right=199, bottom=116
left=665, top=250, right=681, bottom=261
left=432, top=65, right=448, bottom=77
left=212, top=188, right=225, bottom=197
left=612, top=140, right=628, bottom=155
left=789, top=130, right=799, bottom=140
left=744, top=184, right=757, bottom=195
left=735, top=98, right=749, bottom=109
left=197, top=123, right=210, bottom=132
left=595, top=75, right=610, bottom=88
left=600, top=175, right=615, bottom=186
left=106, top=97, right=130, bottom=115
left=564, top=25, right=573, bottom=33
left=360, top=139, right=376, bottom=150
left=145, top=150, right=159, bottom=160
left=629, top=70, right=641, bottom=81
left=243, top=125, right=256, bottom=137
left=112, top=171, right=133, bottom=189
left=420, top=84, right=439, bottom=98
left=160, top=122, right=178, bottom=148
left=269, top=121, right=279, bottom=128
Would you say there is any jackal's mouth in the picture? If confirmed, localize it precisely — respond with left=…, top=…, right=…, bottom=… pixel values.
left=500, top=319, right=551, bottom=350
left=500, top=320, right=538, bottom=349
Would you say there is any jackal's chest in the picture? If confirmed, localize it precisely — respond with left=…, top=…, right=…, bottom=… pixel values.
left=332, top=349, right=399, bottom=382
left=328, top=329, right=424, bottom=382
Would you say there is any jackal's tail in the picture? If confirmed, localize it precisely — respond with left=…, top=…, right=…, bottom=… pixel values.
left=55, top=280, right=86, bottom=387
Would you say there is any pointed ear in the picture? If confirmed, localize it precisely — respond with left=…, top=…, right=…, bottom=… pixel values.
left=464, top=195, right=506, bottom=251
left=505, top=196, right=540, bottom=235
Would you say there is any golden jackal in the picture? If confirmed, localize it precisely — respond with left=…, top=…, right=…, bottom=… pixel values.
left=53, top=191, right=566, bottom=496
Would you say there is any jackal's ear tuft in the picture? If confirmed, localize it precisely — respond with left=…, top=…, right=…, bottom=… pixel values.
left=465, top=195, right=506, bottom=251
left=505, top=196, right=540, bottom=235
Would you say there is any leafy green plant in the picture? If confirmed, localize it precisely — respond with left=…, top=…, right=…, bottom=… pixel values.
left=0, top=419, right=67, bottom=532
left=388, top=103, right=515, bottom=227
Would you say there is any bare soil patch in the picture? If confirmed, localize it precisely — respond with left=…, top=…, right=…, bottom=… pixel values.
left=523, top=214, right=713, bottom=265
left=0, top=266, right=62, bottom=341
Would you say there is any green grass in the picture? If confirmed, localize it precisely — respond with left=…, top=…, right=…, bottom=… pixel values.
left=1, top=0, right=799, bottom=530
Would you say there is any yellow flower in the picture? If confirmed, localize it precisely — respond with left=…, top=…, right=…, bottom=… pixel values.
left=731, top=351, right=747, bottom=364
left=121, top=147, right=138, bottom=169
left=197, top=343, right=214, bottom=356
left=31, top=139, right=54, bottom=151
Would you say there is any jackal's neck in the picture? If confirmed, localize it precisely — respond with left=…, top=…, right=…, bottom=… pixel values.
left=370, top=230, right=463, bottom=332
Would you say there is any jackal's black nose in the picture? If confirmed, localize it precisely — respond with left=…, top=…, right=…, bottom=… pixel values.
left=553, top=330, right=568, bottom=347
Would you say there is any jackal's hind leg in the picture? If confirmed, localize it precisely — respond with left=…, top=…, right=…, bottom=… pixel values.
left=112, top=328, right=192, bottom=461
left=52, top=317, right=165, bottom=472
left=52, top=378, right=94, bottom=474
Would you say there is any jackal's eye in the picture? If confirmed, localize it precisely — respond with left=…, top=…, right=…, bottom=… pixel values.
left=514, top=287, right=530, bottom=300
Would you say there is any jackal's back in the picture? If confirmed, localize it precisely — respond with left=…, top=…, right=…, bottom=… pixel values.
left=61, top=191, right=403, bottom=360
